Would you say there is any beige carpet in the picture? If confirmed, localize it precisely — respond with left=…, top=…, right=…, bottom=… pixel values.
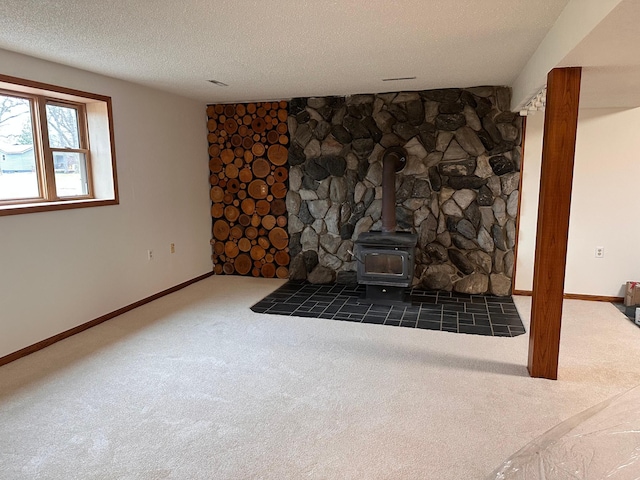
left=1, top=276, right=640, bottom=479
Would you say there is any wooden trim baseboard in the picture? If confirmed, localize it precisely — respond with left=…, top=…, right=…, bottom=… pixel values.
left=0, top=271, right=214, bottom=368
left=513, top=289, right=623, bottom=303
left=562, top=293, right=624, bottom=303
left=512, top=289, right=533, bottom=296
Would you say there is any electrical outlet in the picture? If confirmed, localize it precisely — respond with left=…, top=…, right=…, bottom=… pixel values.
left=147, top=249, right=154, bottom=261
left=170, top=243, right=175, bottom=254
left=595, top=246, right=604, bottom=258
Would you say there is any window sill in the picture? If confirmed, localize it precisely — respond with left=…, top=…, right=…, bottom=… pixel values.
left=0, top=198, right=118, bottom=217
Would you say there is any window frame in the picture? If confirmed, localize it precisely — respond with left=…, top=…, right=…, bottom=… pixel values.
left=44, top=99, right=94, bottom=200
left=0, top=74, right=118, bottom=216
left=0, top=89, right=43, bottom=204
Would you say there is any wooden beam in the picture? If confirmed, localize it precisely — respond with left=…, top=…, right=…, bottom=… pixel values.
left=528, top=67, right=582, bottom=380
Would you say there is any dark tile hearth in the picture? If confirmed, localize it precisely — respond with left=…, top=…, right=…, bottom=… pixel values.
left=614, top=302, right=639, bottom=326
left=251, top=281, right=526, bottom=337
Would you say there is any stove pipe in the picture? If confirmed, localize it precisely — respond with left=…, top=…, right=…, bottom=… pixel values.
left=381, top=146, right=407, bottom=233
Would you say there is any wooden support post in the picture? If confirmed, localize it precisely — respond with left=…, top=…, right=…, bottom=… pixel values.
left=528, top=67, right=582, bottom=380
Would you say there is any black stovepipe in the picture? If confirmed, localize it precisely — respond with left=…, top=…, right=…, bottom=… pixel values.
left=381, top=146, right=407, bottom=233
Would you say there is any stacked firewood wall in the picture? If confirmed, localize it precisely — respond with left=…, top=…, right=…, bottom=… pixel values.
left=207, top=101, right=290, bottom=278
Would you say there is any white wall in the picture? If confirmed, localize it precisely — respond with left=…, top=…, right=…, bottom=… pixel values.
left=510, top=0, right=623, bottom=109
left=515, top=107, right=640, bottom=297
left=0, top=49, right=212, bottom=358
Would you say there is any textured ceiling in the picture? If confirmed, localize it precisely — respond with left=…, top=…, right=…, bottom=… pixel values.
left=0, top=0, right=570, bottom=103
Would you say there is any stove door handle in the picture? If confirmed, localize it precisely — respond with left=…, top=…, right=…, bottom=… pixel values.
left=347, top=249, right=364, bottom=264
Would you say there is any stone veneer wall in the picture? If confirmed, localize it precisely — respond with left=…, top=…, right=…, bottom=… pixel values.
left=285, top=88, right=522, bottom=296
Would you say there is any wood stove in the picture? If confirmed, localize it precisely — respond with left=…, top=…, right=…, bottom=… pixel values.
left=355, top=231, right=417, bottom=303
left=355, top=146, right=417, bottom=304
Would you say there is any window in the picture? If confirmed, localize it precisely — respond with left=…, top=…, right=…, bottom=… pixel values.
left=0, top=75, right=118, bottom=216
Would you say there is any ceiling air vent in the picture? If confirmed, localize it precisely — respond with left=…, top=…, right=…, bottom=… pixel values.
left=382, top=77, right=416, bottom=82
left=208, top=80, right=229, bottom=87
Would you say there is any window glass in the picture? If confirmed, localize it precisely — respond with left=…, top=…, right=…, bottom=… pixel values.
left=46, top=103, right=80, bottom=149
left=0, top=94, right=39, bottom=200
left=54, top=152, right=88, bottom=197
left=364, top=253, right=404, bottom=275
